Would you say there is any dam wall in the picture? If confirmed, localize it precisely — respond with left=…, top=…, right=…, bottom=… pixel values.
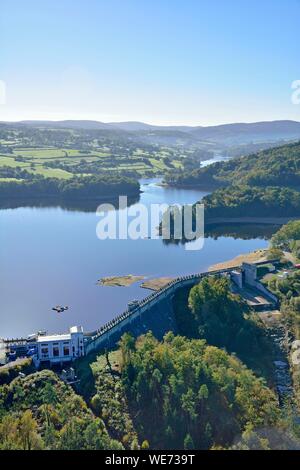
left=85, top=268, right=235, bottom=355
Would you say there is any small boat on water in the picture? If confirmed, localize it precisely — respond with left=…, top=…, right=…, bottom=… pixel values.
left=52, top=305, right=69, bottom=313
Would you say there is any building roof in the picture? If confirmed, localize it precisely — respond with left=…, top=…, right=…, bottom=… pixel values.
left=70, top=326, right=83, bottom=334
left=37, top=334, right=71, bottom=343
left=37, top=326, right=83, bottom=343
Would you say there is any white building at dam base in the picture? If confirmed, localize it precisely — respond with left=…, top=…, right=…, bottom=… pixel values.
left=3, top=260, right=280, bottom=368
left=35, top=326, right=85, bottom=367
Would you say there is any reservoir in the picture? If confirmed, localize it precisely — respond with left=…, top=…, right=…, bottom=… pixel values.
left=0, top=178, right=272, bottom=337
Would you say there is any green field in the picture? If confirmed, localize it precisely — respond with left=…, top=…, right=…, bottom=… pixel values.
left=0, top=124, right=203, bottom=182
left=0, top=146, right=185, bottom=179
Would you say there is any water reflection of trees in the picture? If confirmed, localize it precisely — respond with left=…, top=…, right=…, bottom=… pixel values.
left=0, top=194, right=140, bottom=213
left=205, top=223, right=280, bottom=240
left=162, top=223, right=280, bottom=246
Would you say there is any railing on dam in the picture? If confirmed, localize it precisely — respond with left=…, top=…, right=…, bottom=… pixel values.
left=85, top=266, right=239, bottom=353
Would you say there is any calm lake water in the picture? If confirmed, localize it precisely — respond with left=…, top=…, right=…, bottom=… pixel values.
left=201, top=154, right=231, bottom=167
left=0, top=178, right=270, bottom=338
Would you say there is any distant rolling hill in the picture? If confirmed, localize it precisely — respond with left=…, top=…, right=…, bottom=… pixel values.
left=188, top=120, right=300, bottom=144
left=108, top=121, right=198, bottom=132
left=18, top=119, right=112, bottom=130
left=2, top=119, right=300, bottom=150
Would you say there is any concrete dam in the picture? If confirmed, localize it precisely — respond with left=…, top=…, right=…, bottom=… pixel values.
left=85, top=266, right=255, bottom=355
left=2, top=262, right=278, bottom=364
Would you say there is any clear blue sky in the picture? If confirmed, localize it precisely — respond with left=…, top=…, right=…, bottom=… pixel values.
left=1, top=0, right=300, bottom=125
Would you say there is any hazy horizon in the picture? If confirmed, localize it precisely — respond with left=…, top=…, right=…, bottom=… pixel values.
left=2, top=106, right=300, bottom=129
left=2, top=117, right=300, bottom=128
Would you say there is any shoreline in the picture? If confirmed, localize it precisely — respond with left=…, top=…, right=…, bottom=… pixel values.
left=208, top=248, right=268, bottom=271
left=206, top=216, right=300, bottom=226
left=0, top=189, right=141, bottom=202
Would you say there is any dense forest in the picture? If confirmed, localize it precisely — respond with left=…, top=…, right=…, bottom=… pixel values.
left=0, top=369, right=124, bottom=450
left=2, top=275, right=299, bottom=450
left=165, top=141, right=300, bottom=189
left=0, top=336, right=283, bottom=450
left=172, top=276, right=274, bottom=380
left=270, top=220, right=300, bottom=254
left=0, top=168, right=140, bottom=200
left=120, top=332, right=279, bottom=450
left=202, top=185, right=300, bottom=219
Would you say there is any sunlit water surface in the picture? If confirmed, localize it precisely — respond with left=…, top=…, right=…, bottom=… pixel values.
left=0, top=178, right=270, bottom=337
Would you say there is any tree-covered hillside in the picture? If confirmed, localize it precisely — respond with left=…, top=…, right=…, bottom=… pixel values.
left=166, top=141, right=300, bottom=189
left=0, top=170, right=140, bottom=200
left=2, top=275, right=300, bottom=450
left=202, top=185, right=300, bottom=218
left=0, top=370, right=123, bottom=450
left=160, top=186, right=300, bottom=242
left=121, top=332, right=279, bottom=450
